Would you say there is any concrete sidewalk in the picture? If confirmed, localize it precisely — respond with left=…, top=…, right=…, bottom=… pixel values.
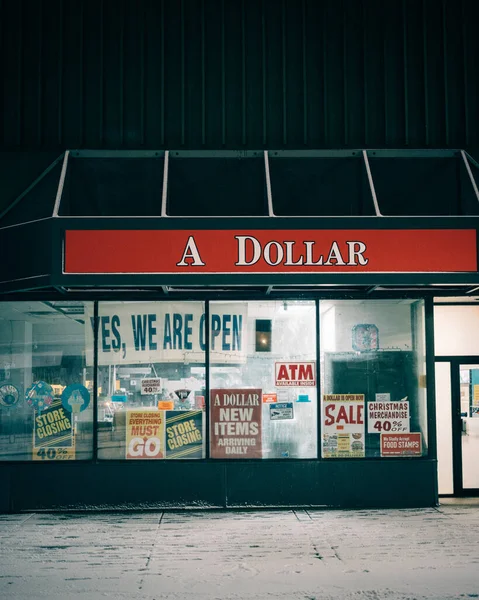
left=1, top=502, right=479, bottom=600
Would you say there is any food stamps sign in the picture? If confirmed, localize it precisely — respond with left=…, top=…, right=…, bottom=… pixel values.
left=381, top=433, right=422, bottom=456
left=322, top=394, right=365, bottom=458
left=85, top=302, right=247, bottom=366
left=210, top=389, right=262, bottom=458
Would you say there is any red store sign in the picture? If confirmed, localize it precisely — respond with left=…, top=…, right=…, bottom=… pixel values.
left=64, top=229, right=477, bottom=274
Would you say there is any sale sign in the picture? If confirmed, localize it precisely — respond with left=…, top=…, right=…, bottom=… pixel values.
left=367, top=398, right=410, bottom=434
left=275, top=362, right=315, bottom=387
left=322, top=394, right=365, bottom=458
left=126, top=411, right=165, bottom=459
left=381, top=433, right=422, bottom=456
left=210, top=389, right=262, bottom=458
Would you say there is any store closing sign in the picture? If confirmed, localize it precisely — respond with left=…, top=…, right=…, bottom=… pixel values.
left=126, top=411, right=165, bottom=459
left=85, top=302, right=247, bottom=366
left=165, top=411, right=203, bottom=459
left=32, top=399, right=75, bottom=461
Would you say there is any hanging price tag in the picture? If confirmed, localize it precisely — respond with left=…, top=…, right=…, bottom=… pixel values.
left=141, top=378, right=162, bottom=395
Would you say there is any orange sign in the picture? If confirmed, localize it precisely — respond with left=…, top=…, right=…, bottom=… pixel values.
left=158, top=401, right=174, bottom=410
left=263, top=393, right=277, bottom=403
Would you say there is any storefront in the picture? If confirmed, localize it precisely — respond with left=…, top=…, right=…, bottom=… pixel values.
left=1, top=149, right=479, bottom=512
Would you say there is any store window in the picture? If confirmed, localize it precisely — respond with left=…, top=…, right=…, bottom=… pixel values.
left=320, top=299, right=427, bottom=458
left=0, top=301, right=93, bottom=461
left=209, top=301, right=317, bottom=459
left=94, top=302, right=206, bottom=460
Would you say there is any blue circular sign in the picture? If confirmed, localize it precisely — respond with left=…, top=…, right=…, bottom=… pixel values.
left=26, top=381, right=54, bottom=411
left=61, top=384, right=90, bottom=414
left=0, top=383, right=20, bottom=408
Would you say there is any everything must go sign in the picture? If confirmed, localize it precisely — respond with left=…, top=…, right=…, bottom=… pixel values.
left=85, top=302, right=247, bottom=366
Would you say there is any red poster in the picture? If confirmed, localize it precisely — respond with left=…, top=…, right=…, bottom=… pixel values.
left=210, top=388, right=262, bottom=458
left=64, top=229, right=477, bottom=274
left=381, top=433, right=422, bottom=456
left=275, top=362, right=316, bottom=387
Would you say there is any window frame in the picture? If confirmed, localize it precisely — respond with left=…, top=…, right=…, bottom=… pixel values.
left=0, top=296, right=436, bottom=464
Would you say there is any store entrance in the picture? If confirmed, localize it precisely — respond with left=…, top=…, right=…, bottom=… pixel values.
left=435, top=360, right=479, bottom=496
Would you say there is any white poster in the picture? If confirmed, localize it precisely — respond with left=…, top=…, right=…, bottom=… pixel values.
left=367, top=398, right=410, bottom=434
left=85, top=302, right=247, bottom=366
left=141, top=378, right=163, bottom=395
left=322, top=394, right=365, bottom=458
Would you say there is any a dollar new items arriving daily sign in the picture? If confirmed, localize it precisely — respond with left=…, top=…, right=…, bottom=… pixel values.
left=210, top=389, right=262, bottom=458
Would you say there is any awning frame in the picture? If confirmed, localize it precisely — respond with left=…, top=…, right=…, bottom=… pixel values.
left=1, top=149, right=479, bottom=295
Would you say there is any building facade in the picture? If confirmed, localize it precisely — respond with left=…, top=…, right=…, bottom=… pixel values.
left=0, top=1, right=478, bottom=511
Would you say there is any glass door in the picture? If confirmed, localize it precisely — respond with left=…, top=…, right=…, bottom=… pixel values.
left=435, top=360, right=479, bottom=495
left=435, top=362, right=454, bottom=494
left=459, top=365, right=479, bottom=491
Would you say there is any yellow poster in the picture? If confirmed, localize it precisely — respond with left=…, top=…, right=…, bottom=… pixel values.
left=473, top=385, right=479, bottom=406
left=32, top=399, right=75, bottom=461
left=33, top=446, right=75, bottom=461
left=126, top=410, right=165, bottom=459
left=337, top=434, right=351, bottom=453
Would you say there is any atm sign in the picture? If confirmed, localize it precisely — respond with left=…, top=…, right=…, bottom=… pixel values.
left=275, top=362, right=316, bottom=387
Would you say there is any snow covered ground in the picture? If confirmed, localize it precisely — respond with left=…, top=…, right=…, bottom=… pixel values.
left=1, top=500, right=479, bottom=600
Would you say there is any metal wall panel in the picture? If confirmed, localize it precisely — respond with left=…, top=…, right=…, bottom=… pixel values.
left=1, top=459, right=438, bottom=511
left=1, top=0, right=478, bottom=150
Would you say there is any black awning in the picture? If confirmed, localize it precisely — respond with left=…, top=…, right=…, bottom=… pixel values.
left=1, top=149, right=479, bottom=296
left=1, top=149, right=479, bottom=221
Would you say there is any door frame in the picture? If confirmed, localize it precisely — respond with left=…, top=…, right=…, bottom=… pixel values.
left=436, top=356, right=479, bottom=496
